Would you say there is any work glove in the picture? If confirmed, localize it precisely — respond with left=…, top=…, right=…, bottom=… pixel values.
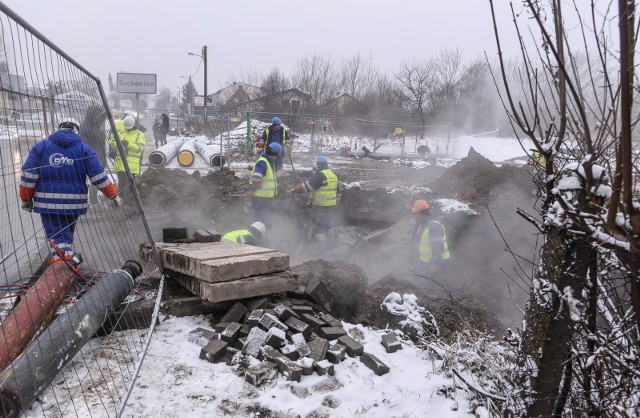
left=292, top=184, right=304, bottom=193
left=112, top=195, right=123, bottom=206
left=21, top=200, right=33, bottom=212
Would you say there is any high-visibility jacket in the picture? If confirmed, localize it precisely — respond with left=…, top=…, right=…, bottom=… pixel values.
left=533, top=150, right=546, bottom=173
left=109, top=122, right=146, bottom=174
left=20, top=130, right=117, bottom=215
left=222, top=229, right=257, bottom=245
left=264, top=126, right=287, bottom=147
left=419, top=221, right=451, bottom=263
left=251, top=156, right=277, bottom=198
left=312, top=169, right=338, bottom=207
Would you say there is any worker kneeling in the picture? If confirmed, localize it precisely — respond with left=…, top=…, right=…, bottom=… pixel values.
left=411, top=199, right=451, bottom=280
left=222, top=222, right=267, bottom=246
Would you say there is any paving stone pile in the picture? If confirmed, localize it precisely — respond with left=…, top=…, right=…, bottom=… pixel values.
left=187, top=296, right=403, bottom=386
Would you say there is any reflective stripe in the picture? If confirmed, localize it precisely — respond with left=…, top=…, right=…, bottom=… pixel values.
left=94, top=178, right=111, bottom=188
left=36, top=192, right=87, bottom=200
left=34, top=202, right=88, bottom=210
left=21, top=171, right=39, bottom=179
left=312, top=169, right=338, bottom=207
left=20, top=180, right=36, bottom=187
left=89, top=171, right=108, bottom=183
left=251, top=157, right=277, bottom=198
left=418, top=221, right=451, bottom=262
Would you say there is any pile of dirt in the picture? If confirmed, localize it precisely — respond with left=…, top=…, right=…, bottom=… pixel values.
left=291, top=259, right=368, bottom=318
left=430, top=147, right=532, bottom=202
left=355, top=275, right=500, bottom=340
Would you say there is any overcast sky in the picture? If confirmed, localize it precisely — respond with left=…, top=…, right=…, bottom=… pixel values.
left=2, top=0, right=595, bottom=95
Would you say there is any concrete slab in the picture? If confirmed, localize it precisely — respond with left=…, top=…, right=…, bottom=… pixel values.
left=171, top=270, right=298, bottom=303
left=140, top=242, right=290, bottom=283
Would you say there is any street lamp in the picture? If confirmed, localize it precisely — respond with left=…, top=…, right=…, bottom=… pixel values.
left=188, top=46, right=208, bottom=120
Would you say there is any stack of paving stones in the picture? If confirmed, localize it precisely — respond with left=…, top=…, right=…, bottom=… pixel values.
left=188, top=298, right=402, bottom=386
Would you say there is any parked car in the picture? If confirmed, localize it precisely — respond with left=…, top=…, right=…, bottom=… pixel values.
left=168, top=118, right=192, bottom=137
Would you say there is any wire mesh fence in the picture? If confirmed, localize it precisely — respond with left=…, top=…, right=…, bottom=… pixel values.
left=0, top=3, right=162, bottom=417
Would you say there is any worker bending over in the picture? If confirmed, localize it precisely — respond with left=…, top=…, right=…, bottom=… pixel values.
left=222, top=222, right=267, bottom=246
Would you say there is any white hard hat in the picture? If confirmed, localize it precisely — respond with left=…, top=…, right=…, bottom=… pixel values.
left=250, top=221, right=266, bottom=237
left=58, top=117, right=80, bottom=133
left=123, top=115, right=136, bottom=130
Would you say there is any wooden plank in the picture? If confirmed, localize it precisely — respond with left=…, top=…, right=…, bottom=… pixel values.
left=170, top=270, right=298, bottom=304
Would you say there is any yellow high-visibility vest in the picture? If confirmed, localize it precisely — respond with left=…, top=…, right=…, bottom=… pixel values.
left=312, top=169, right=338, bottom=207
left=222, top=229, right=252, bottom=243
left=109, top=121, right=146, bottom=174
left=251, top=156, right=277, bottom=198
left=419, top=221, right=451, bottom=263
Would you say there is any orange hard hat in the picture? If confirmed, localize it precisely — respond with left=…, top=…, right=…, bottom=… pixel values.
left=411, top=199, right=431, bottom=213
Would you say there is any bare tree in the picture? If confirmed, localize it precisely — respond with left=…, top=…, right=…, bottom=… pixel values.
left=291, top=54, right=337, bottom=109
left=488, top=0, right=640, bottom=416
left=434, top=48, right=466, bottom=128
left=337, top=53, right=379, bottom=99
left=394, top=59, right=437, bottom=133
left=259, top=68, right=290, bottom=112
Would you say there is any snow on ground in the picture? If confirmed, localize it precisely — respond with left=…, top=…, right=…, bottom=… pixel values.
left=123, top=315, right=469, bottom=418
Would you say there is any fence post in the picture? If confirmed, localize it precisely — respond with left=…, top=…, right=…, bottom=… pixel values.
left=246, top=111, right=252, bottom=154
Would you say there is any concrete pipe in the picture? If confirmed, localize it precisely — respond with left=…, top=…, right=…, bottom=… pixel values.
left=149, top=138, right=185, bottom=167
left=177, top=138, right=197, bottom=167
left=0, top=262, right=77, bottom=372
left=0, top=261, right=142, bottom=418
left=194, top=140, right=225, bottom=167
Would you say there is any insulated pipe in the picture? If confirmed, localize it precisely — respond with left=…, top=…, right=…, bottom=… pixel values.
left=0, top=262, right=77, bottom=372
left=148, top=137, right=185, bottom=167
left=0, top=261, right=142, bottom=418
left=194, top=140, right=225, bottom=167
left=177, top=138, right=197, bottom=167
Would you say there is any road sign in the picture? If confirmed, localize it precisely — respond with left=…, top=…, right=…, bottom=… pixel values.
left=194, top=96, right=204, bottom=107
left=117, top=73, right=157, bottom=94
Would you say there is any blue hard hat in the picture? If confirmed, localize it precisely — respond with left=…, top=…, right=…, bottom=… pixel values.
left=267, top=142, right=283, bottom=156
left=272, top=117, right=282, bottom=125
left=316, top=155, right=328, bottom=164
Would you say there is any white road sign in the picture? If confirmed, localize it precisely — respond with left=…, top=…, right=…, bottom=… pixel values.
left=117, top=73, right=157, bottom=94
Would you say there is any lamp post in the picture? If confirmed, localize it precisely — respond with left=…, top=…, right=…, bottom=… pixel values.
left=188, top=46, right=208, bottom=120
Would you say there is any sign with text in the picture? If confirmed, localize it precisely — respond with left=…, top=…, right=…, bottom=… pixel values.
left=117, top=73, right=157, bottom=94
left=194, top=95, right=204, bottom=107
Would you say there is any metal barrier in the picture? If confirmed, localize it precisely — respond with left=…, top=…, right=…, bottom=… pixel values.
left=0, top=2, right=163, bottom=417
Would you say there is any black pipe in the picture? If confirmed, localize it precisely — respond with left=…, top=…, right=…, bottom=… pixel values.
left=0, top=261, right=142, bottom=418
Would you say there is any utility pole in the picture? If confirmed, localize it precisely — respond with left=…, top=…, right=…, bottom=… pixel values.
left=203, top=45, right=208, bottom=121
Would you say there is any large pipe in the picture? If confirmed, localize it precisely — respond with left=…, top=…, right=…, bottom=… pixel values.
left=177, top=138, right=197, bottom=167
left=0, top=263, right=77, bottom=372
left=194, top=140, right=225, bottom=167
left=0, top=261, right=142, bottom=418
left=148, top=138, right=185, bottom=167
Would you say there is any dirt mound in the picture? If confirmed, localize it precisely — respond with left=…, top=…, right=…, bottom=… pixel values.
left=355, top=275, right=500, bottom=340
left=431, top=147, right=517, bottom=200
left=291, top=260, right=368, bottom=318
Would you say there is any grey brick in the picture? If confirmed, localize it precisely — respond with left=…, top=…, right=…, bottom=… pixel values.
left=360, top=352, right=390, bottom=376
left=242, top=327, right=268, bottom=358
left=281, top=344, right=300, bottom=361
left=260, top=346, right=287, bottom=363
left=276, top=357, right=302, bottom=382
left=247, top=309, right=264, bottom=327
left=221, top=322, right=243, bottom=344
left=297, top=357, right=314, bottom=376
left=326, top=343, right=347, bottom=364
left=220, top=302, right=247, bottom=324
left=274, top=304, right=299, bottom=321
left=265, top=327, right=287, bottom=348
left=319, top=313, right=342, bottom=328
left=259, top=313, right=288, bottom=332
left=199, top=340, right=228, bottom=363
left=291, top=333, right=311, bottom=358
left=314, top=359, right=335, bottom=376
left=292, top=305, right=314, bottom=315
left=308, top=336, right=329, bottom=362
left=300, top=313, right=326, bottom=330
left=381, top=333, right=402, bottom=353
left=284, top=316, right=311, bottom=338
left=188, top=327, right=217, bottom=346
left=318, top=327, right=347, bottom=340
left=245, top=362, right=278, bottom=386
left=338, top=335, right=364, bottom=357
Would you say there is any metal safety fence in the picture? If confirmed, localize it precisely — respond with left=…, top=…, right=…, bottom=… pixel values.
left=0, top=3, right=163, bottom=417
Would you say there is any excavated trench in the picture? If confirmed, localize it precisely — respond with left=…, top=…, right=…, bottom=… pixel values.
left=135, top=149, right=537, bottom=334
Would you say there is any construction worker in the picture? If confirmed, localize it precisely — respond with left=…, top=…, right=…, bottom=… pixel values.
left=258, top=117, right=290, bottom=172
left=411, top=199, right=450, bottom=276
left=108, top=114, right=146, bottom=198
left=291, top=155, right=341, bottom=241
left=530, top=148, right=547, bottom=188
left=248, top=142, right=282, bottom=228
left=222, top=222, right=267, bottom=246
left=19, top=118, right=122, bottom=263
